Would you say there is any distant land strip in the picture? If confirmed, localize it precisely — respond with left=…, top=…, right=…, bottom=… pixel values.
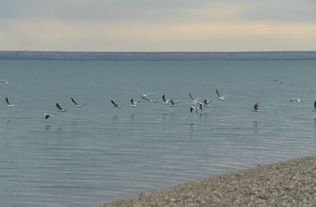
left=1, top=51, right=316, bottom=61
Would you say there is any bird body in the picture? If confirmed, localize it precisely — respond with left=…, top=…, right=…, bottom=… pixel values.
left=130, top=99, right=139, bottom=107
left=253, top=102, right=260, bottom=112
left=197, top=103, right=203, bottom=111
left=290, top=98, right=302, bottom=103
left=44, top=113, right=55, bottom=119
left=202, top=99, right=212, bottom=106
left=190, top=105, right=199, bottom=113
left=169, top=99, right=177, bottom=107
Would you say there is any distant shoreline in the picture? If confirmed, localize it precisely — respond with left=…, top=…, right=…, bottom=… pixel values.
left=1, top=51, right=316, bottom=61
left=96, top=155, right=316, bottom=207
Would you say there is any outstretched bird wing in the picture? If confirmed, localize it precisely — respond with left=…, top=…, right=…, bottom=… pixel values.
left=162, top=94, right=166, bottom=102
left=5, top=97, right=10, bottom=105
left=71, top=97, right=78, bottom=105
left=111, top=100, right=119, bottom=107
left=216, top=89, right=221, bottom=97
left=56, top=103, right=63, bottom=111
left=254, top=103, right=259, bottom=111
left=189, top=93, right=195, bottom=100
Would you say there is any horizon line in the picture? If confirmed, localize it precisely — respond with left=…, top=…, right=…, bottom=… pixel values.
left=1, top=50, right=316, bottom=53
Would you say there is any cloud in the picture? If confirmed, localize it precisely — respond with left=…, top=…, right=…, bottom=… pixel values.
left=1, top=0, right=315, bottom=24
left=1, top=19, right=316, bottom=51
left=0, top=0, right=210, bottom=21
left=1, top=1, right=316, bottom=51
left=238, top=0, right=316, bottom=23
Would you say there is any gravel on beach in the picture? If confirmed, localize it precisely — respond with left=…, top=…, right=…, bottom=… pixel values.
left=96, top=155, right=316, bottom=207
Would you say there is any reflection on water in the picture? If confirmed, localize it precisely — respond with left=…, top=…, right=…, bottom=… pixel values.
left=45, top=124, right=51, bottom=131
left=6, top=119, right=10, bottom=127
left=112, top=115, right=119, bottom=120
left=252, top=120, right=259, bottom=128
left=252, top=121, right=259, bottom=137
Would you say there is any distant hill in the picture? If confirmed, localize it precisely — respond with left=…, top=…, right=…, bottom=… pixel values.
left=0, top=51, right=316, bottom=61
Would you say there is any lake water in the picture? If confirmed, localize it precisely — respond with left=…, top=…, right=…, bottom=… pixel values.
left=0, top=59, right=315, bottom=207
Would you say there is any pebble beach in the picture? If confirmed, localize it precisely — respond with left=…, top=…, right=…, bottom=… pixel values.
left=96, top=155, right=316, bottom=207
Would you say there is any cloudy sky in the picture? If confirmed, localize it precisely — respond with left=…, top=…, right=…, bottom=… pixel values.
left=1, top=0, right=316, bottom=51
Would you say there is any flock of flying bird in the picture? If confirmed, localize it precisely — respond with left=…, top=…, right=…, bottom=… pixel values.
left=109, top=87, right=316, bottom=114
left=1, top=79, right=228, bottom=120
left=2, top=79, right=316, bottom=121
left=0, top=79, right=82, bottom=120
left=109, top=89, right=224, bottom=113
left=44, top=98, right=81, bottom=119
left=109, top=82, right=316, bottom=114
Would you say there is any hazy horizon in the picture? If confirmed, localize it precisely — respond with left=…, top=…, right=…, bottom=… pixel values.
left=1, top=50, right=316, bottom=53
left=1, top=50, right=316, bottom=61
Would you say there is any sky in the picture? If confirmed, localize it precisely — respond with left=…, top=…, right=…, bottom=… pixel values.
left=1, top=0, right=316, bottom=51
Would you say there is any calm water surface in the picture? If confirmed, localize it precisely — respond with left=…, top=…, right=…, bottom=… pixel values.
left=0, top=60, right=315, bottom=207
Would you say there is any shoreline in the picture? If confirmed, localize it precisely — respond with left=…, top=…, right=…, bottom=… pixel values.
left=96, top=155, right=316, bottom=207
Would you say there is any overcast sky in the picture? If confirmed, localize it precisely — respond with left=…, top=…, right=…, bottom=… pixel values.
left=1, top=0, right=316, bottom=51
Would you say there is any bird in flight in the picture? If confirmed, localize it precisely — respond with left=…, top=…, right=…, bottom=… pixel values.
left=216, top=89, right=225, bottom=100
left=162, top=94, right=170, bottom=104
left=130, top=99, right=139, bottom=107
left=169, top=99, right=178, bottom=107
left=5, top=97, right=14, bottom=107
left=253, top=102, right=260, bottom=112
left=56, top=103, right=66, bottom=112
left=290, top=97, right=302, bottom=103
left=44, top=113, right=55, bottom=119
left=190, top=105, right=199, bottom=113
left=189, top=93, right=201, bottom=104
left=71, top=97, right=81, bottom=107
left=141, top=93, right=156, bottom=103
left=111, top=100, right=120, bottom=108
left=1, top=80, right=8, bottom=85
left=203, top=99, right=212, bottom=106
